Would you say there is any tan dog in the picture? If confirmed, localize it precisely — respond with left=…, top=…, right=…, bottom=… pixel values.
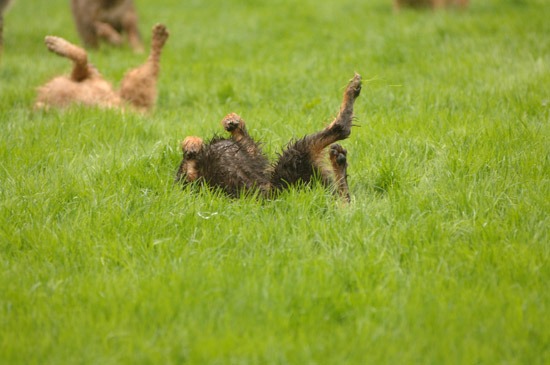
left=393, top=0, right=469, bottom=10
left=35, top=24, right=169, bottom=113
left=71, top=0, right=143, bottom=52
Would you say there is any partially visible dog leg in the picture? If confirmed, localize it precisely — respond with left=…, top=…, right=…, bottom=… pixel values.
left=271, top=73, right=361, bottom=191
left=455, top=0, right=469, bottom=9
left=0, top=14, right=3, bottom=52
left=70, top=0, right=99, bottom=48
left=432, top=0, right=445, bottom=9
left=317, top=73, right=362, bottom=149
left=393, top=0, right=402, bottom=11
left=329, top=144, right=350, bottom=202
left=119, top=23, right=169, bottom=111
left=122, top=11, right=143, bottom=53
left=0, top=0, right=10, bottom=51
left=175, top=136, right=204, bottom=183
left=94, top=21, right=123, bottom=46
left=44, top=36, right=93, bottom=81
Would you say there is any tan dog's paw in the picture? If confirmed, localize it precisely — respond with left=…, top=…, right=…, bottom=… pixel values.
left=182, top=137, right=203, bottom=155
left=347, top=73, right=362, bottom=100
left=44, top=36, right=69, bottom=55
left=152, top=24, right=169, bottom=45
left=221, top=113, right=245, bottom=132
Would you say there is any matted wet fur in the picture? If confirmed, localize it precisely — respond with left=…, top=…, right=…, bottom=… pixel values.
left=35, top=24, right=169, bottom=112
left=393, top=0, right=469, bottom=10
left=71, top=0, right=143, bottom=52
left=175, top=74, right=362, bottom=202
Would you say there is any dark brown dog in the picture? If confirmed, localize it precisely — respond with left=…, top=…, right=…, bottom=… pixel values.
left=71, top=0, right=143, bottom=52
left=35, top=24, right=169, bottom=112
left=393, top=0, right=469, bottom=10
left=175, top=74, right=362, bottom=202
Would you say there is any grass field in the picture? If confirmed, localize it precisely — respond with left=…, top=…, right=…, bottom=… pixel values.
left=1, top=0, right=549, bottom=364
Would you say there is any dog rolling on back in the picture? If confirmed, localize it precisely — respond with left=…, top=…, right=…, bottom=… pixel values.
left=35, top=24, right=169, bottom=112
left=175, top=74, right=362, bottom=202
left=71, top=0, right=143, bottom=52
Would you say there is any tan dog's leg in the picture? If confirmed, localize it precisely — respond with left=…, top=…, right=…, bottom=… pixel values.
left=305, top=73, right=362, bottom=157
left=119, top=24, right=169, bottom=111
left=175, top=137, right=204, bottom=183
left=44, top=36, right=91, bottom=81
left=270, top=74, right=361, bottom=200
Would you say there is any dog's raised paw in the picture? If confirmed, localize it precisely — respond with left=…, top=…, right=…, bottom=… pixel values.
left=221, top=113, right=245, bottom=132
left=330, top=144, right=348, bottom=166
left=182, top=136, right=203, bottom=155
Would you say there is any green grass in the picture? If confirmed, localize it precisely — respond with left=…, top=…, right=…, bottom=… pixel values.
left=1, top=0, right=549, bottom=364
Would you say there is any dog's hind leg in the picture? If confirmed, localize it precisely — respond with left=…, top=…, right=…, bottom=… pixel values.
left=308, top=73, right=362, bottom=155
left=271, top=73, right=361, bottom=191
left=329, top=144, right=350, bottom=202
left=175, top=136, right=204, bottom=184
left=94, top=21, right=123, bottom=46
left=44, top=36, right=92, bottom=81
left=121, top=11, right=143, bottom=53
left=119, top=24, right=169, bottom=111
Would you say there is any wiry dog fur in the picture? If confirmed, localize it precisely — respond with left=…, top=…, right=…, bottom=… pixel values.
left=175, top=74, right=362, bottom=202
left=71, top=0, right=143, bottom=52
left=35, top=24, right=169, bottom=112
left=393, top=0, right=469, bottom=10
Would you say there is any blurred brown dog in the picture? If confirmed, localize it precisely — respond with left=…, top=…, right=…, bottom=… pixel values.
left=175, top=74, right=362, bottom=202
left=35, top=24, right=169, bottom=112
left=71, top=0, right=143, bottom=52
left=0, top=0, right=14, bottom=51
left=393, top=0, right=469, bottom=10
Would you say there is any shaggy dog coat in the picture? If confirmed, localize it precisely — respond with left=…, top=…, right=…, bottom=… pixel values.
left=176, top=74, right=362, bottom=202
